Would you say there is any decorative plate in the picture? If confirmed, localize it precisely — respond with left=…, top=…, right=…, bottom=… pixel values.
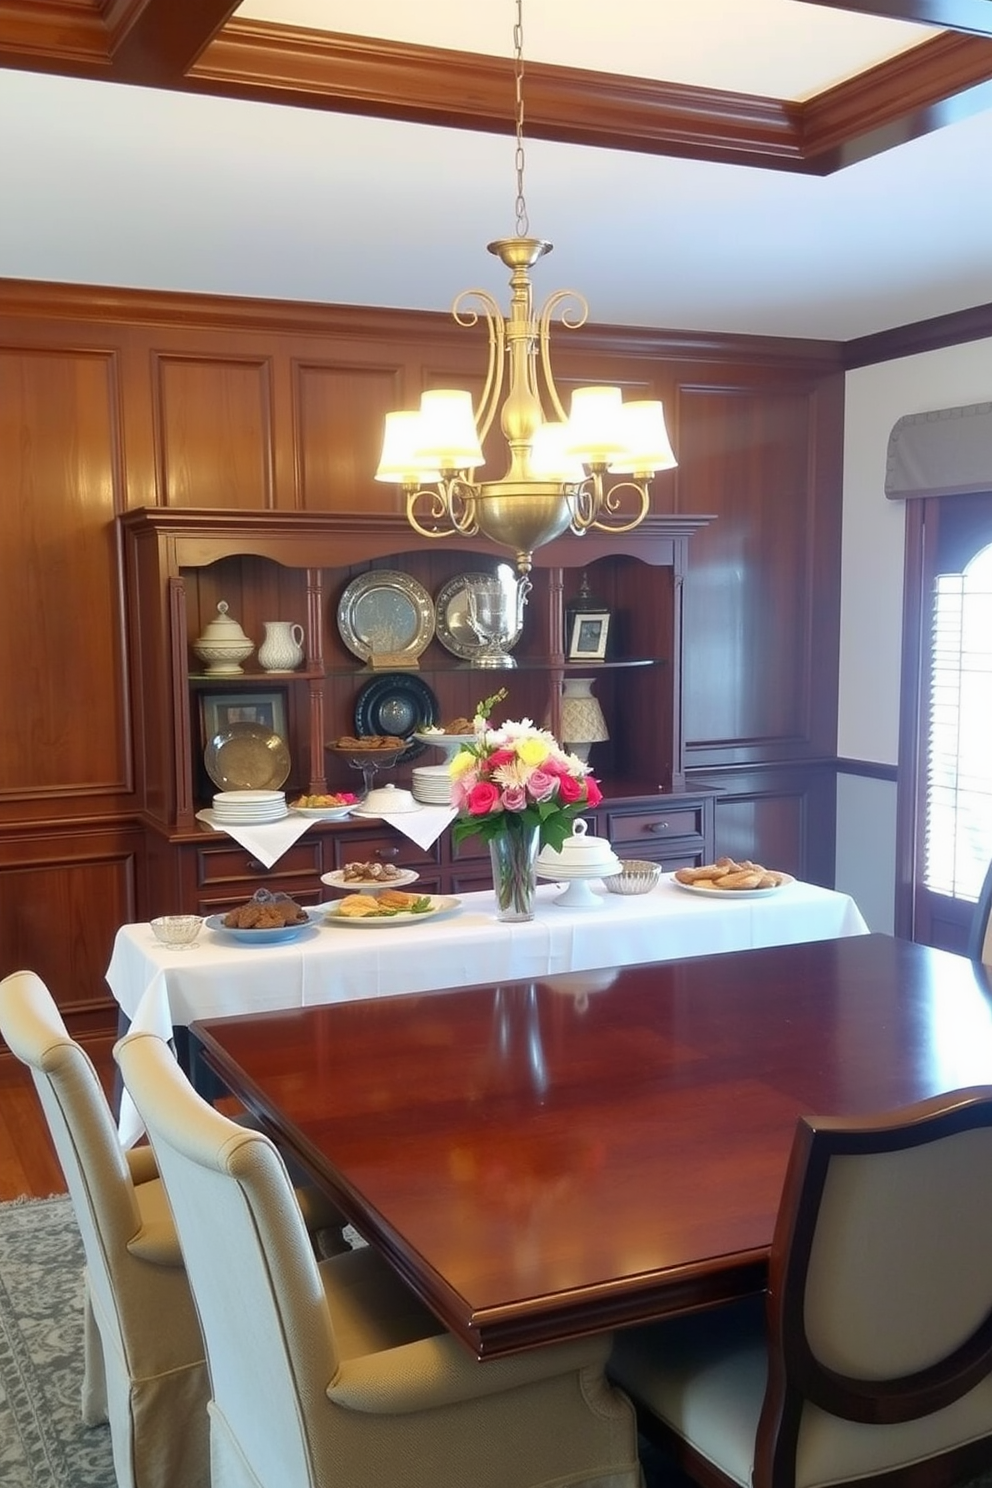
left=671, top=874, right=794, bottom=900
left=434, top=572, right=523, bottom=661
left=320, top=896, right=461, bottom=928
left=204, top=907, right=325, bottom=945
left=337, top=571, right=435, bottom=664
left=320, top=868, right=420, bottom=893
left=353, top=673, right=439, bottom=762
left=204, top=723, right=291, bottom=791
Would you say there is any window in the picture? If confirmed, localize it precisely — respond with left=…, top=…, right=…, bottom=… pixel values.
left=925, top=544, right=992, bottom=901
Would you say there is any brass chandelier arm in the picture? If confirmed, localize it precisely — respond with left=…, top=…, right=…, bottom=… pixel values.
left=451, top=289, right=505, bottom=447
left=537, top=288, right=589, bottom=426
left=405, top=480, right=480, bottom=541
left=574, top=477, right=652, bottom=535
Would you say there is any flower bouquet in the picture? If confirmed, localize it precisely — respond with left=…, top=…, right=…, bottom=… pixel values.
left=450, top=694, right=603, bottom=920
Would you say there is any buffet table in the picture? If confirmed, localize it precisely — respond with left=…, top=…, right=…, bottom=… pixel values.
left=107, top=875, right=868, bottom=1031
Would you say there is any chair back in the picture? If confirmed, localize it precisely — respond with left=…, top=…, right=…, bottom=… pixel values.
left=968, top=859, right=992, bottom=964
left=0, top=971, right=145, bottom=1341
left=757, top=1086, right=992, bottom=1486
left=0, top=970, right=209, bottom=1488
left=115, top=1029, right=341, bottom=1488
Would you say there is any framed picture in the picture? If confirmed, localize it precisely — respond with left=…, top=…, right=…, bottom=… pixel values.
left=200, top=689, right=288, bottom=745
left=566, top=610, right=611, bottom=662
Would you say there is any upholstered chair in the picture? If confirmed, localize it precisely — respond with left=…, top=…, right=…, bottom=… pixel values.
left=968, top=858, right=992, bottom=964
left=609, top=1086, right=992, bottom=1488
left=115, top=1026, right=642, bottom=1488
left=0, top=969, right=210, bottom=1488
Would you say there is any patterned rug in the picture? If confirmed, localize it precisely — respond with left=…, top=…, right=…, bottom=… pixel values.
left=4, top=1195, right=992, bottom=1488
left=0, top=1197, right=114, bottom=1488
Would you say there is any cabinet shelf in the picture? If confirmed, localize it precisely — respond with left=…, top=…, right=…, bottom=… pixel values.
left=121, top=507, right=713, bottom=910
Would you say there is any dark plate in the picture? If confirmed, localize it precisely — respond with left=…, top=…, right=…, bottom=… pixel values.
left=353, top=673, right=439, bottom=763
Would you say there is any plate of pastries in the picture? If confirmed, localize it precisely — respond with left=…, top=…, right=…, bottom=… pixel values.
left=205, top=891, right=324, bottom=945
left=671, top=858, right=793, bottom=898
left=321, top=890, right=461, bottom=927
left=321, top=861, right=420, bottom=893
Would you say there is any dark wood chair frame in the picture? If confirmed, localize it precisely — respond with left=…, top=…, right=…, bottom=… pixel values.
left=968, top=860, right=992, bottom=964
left=640, top=1087, right=992, bottom=1488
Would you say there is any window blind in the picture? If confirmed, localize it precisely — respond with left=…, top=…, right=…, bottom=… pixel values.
left=924, top=546, right=992, bottom=900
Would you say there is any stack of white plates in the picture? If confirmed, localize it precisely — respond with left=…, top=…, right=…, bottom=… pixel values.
left=212, top=789, right=288, bottom=824
left=411, top=764, right=453, bottom=805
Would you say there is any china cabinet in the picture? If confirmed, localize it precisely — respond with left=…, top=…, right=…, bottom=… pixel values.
left=121, top=506, right=715, bottom=914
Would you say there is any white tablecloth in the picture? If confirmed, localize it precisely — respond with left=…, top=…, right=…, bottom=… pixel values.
left=108, top=875, right=868, bottom=1030
left=109, top=875, right=868, bottom=1146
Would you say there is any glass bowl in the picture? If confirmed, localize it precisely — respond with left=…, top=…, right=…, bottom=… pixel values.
left=603, top=860, right=662, bottom=896
left=150, top=914, right=204, bottom=949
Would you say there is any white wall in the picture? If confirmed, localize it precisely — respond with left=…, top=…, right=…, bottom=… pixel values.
left=837, top=336, right=992, bottom=928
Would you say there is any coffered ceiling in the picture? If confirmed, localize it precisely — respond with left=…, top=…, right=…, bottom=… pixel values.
left=2, top=0, right=992, bottom=340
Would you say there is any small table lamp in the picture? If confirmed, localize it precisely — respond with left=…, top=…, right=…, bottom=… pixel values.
left=560, top=677, right=609, bottom=763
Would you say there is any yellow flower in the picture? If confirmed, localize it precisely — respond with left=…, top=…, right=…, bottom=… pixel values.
left=516, top=737, right=549, bottom=768
left=450, top=749, right=476, bottom=779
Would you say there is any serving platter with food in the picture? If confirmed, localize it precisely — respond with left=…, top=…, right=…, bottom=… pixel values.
left=671, top=858, right=793, bottom=898
left=321, top=892, right=460, bottom=927
left=205, top=890, right=324, bottom=944
left=288, top=791, right=358, bottom=820
left=320, top=863, right=419, bottom=893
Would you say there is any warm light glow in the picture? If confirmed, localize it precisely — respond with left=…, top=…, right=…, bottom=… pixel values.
left=566, top=387, right=627, bottom=465
left=609, top=401, right=677, bottom=476
left=416, top=390, right=485, bottom=471
left=374, top=411, right=441, bottom=484
left=529, top=421, right=586, bottom=483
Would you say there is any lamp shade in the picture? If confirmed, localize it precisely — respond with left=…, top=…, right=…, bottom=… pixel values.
left=609, top=401, right=677, bottom=475
left=416, top=390, right=485, bottom=471
left=560, top=677, right=609, bottom=764
left=529, top=421, right=586, bottom=482
left=565, top=386, right=627, bottom=464
left=375, top=411, right=441, bottom=483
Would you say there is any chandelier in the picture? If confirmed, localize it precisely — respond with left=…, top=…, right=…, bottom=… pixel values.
left=375, top=0, right=676, bottom=578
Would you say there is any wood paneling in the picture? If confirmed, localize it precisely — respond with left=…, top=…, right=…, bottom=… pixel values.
left=0, top=344, right=128, bottom=799
left=154, top=353, right=274, bottom=508
left=295, top=361, right=403, bottom=513
left=0, top=273, right=844, bottom=1041
left=0, top=823, right=140, bottom=1044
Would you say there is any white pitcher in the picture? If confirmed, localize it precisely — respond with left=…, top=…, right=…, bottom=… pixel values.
left=258, top=620, right=305, bottom=673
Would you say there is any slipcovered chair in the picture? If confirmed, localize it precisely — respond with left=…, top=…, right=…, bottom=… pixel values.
left=0, top=969, right=210, bottom=1488
left=115, top=1026, right=642, bottom=1488
left=968, top=858, right=992, bottom=964
left=609, top=1086, right=992, bottom=1488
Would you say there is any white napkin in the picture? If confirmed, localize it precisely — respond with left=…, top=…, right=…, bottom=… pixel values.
left=195, top=809, right=313, bottom=868
left=366, top=805, right=457, bottom=851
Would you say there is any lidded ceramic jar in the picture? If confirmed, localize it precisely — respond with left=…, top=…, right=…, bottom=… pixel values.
left=535, top=817, right=623, bottom=879
left=192, top=601, right=254, bottom=676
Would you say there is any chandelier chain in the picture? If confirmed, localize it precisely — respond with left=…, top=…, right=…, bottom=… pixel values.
left=513, top=0, right=529, bottom=237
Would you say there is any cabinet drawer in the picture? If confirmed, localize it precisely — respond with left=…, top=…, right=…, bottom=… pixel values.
left=606, top=806, right=704, bottom=845
left=333, top=831, right=439, bottom=871
left=196, top=840, right=321, bottom=885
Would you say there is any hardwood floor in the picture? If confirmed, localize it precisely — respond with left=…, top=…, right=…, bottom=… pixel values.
left=0, top=1036, right=115, bottom=1200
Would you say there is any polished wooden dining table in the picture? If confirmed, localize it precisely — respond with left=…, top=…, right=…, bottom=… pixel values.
left=191, top=933, right=992, bottom=1360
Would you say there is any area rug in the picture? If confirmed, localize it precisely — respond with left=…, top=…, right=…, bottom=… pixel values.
left=0, top=1196, right=114, bottom=1488
left=4, top=1196, right=992, bottom=1488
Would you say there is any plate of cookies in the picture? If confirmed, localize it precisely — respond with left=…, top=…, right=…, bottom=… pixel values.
left=671, top=859, right=793, bottom=897
left=321, top=864, right=419, bottom=893
left=205, top=891, right=325, bottom=945
left=321, top=891, right=461, bottom=926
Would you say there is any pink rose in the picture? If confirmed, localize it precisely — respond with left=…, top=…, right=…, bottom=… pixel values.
left=466, top=780, right=502, bottom=816
left=526, top=768, right=558, bottom=802
left=500, top=785, right=528, bottom=812
left=583, top=776, right=603, bottom=807
left=486, top=748, right=516, bottom=771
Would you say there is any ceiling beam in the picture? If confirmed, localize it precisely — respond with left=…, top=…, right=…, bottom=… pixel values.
left=804, top=0, right=992, bottom=39
left=105, top=0, right=239, bottom=83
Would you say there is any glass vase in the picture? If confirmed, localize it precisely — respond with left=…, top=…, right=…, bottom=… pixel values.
left=489, top=825, right=540, bottom=922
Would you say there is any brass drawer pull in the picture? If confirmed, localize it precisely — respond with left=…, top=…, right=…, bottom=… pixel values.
left=648, top=822, right=670, bottom=833
left=376, top=846, right=400, bottom=860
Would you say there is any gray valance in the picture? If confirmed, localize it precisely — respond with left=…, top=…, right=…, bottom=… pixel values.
left=885, top=401, right=992, bottom=499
